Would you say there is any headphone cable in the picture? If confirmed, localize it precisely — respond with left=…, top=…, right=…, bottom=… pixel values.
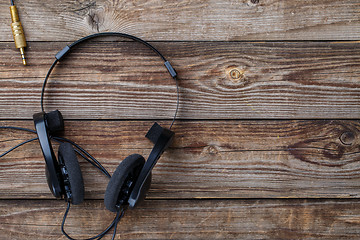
left=0, top=126, right=36, bottom=133
left=0, top=126, right=111, bottom=178
left=111, top=209, right=124, bottom=240
left=0, top=137, right=38, bottom=158
left=52, top=136, right=111, bottom=178
left=169, top=77, right=179, bottom=130
left=61, top=202, right=125, bottom=240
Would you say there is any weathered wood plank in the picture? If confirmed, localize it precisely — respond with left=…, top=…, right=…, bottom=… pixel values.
left=0, top=120, right=359, bottom=199
left=1, top=199, right=360, bottom=239
left=1, top=0, right=360, bottom=41
left=1, top=42, right=359, bottom=119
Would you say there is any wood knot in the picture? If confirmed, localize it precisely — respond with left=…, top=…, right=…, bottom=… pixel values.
left=248, top=0, right=259, bottom=6
left=323, top=142, right=345, bottom=160
left=87, top=10, right=103, bottom=32
left=229, top=68, right=245, bottom=83
left=288, top=138, right=348, bottom=167
left=339, top=132, right=355, bottom=145
left=73, top=1, right=96, bottom=16
left=204, top=145, right=219, bottom=155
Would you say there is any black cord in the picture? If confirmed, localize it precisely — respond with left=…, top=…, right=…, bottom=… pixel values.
left=0, top=126, right=111, bottom=178
left=0, top=135, right=110, bottom=177
left=52, top=136, right=111, bottom=178
left=10, top=0, right=14, bottom=6
left=0, top=135, right=109, bottom=185
left=0, top=137, right=38, bottom=158
left=51, top=136, right=110, bottom=177
left=61, top=202, right=124, bottom=240
left=40, top=32, right=179, bottom=129
left=111, top=209, right=125, bottom=240
left=0, top=135, right=120, bottom=239
left=0, top=126, right=38, bottom=158
left=40, top=59, right=58, bottom=112
left=169, top=77, right=179, bottom=130
left=0, top=126, right=36, bottom=134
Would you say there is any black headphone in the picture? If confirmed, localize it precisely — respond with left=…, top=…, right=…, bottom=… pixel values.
left=32, top=32, right=179, bottom=239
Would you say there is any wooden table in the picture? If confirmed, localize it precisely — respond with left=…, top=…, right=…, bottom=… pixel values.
left=1, top=0, right=359, bottom=239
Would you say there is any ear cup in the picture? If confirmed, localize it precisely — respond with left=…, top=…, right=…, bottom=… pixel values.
left=46, top=110, right=64, bottom=133
left=104, top=154, right=148, bottom=212
left=58, top=142, right=84, bottom=205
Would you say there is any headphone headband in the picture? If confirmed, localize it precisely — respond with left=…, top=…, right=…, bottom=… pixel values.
left=40, top=32, right=179, bottom=129
left=30, top=33, right=180, bottom=239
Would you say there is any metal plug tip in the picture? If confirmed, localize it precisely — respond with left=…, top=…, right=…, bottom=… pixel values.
left=19, top=47, right=26, bottom=65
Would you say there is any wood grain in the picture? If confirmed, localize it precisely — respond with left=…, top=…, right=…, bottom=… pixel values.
left=1, top=0, right=360, bottom=41
left=1, top=41, right=359, bottom=119
left=1, top=1, right=360, bottom=238
left=1, top=199, right=360, bottom=239
left=0, top=120, right=359, bottom=199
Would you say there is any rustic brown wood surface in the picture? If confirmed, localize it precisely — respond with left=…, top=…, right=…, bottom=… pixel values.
left=0, top=0, right=359, bottom=239
left=0, top=120, right=359, bottom=199
left=1, top=0, right=360, bottom=41
left=1, top=199, right=360, bottom=239
left=1, top=42, right=359, bottom=119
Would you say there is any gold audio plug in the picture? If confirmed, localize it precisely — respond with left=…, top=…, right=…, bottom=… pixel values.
left=10, top=0, right=27, bottom=65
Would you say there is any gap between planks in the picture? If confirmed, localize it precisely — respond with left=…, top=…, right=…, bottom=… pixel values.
left=0, top=0, right=359, bottom=41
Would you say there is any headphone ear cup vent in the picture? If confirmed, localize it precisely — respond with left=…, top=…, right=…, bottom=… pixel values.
left=46, top=110, right=64, bottom=133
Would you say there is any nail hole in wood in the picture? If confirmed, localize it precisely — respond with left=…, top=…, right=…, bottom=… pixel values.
left=339, top=132, right=355, bottom=145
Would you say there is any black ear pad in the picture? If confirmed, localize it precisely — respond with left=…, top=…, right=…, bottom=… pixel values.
left=104, top=154, right=150, bottom=212
left=58, top=142, right=84, bottom=205
left=46, top=110, right=64, bottom=133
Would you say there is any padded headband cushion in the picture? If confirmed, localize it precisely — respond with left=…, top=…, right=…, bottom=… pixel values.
left=104, top=154, right=145, bottom=212
left=58, top=142, right=84, bottom=205
left=46, top=110, right=64, bottom=133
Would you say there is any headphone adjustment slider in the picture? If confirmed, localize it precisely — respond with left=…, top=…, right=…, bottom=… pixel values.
left=164, top=61, right=177, bottom=79
left=55, top=45, right=71, bottom=60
